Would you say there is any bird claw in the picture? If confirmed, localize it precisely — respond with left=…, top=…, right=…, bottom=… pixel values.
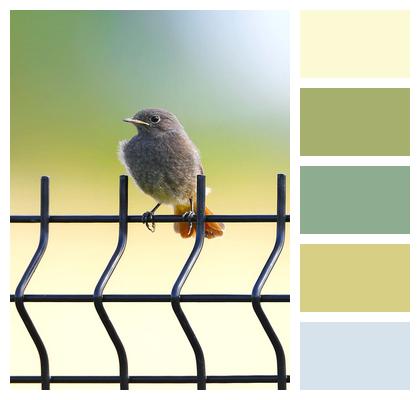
left=142, top=211, right=156, bottom=233
left=182, top=211, right=195, bottom=236
left=182, top=210, right=195, bottom=222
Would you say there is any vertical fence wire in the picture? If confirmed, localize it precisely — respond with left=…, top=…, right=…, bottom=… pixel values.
left=171, top=175, right=207, bottom=389
left=93, top=175, right=129, bottom=389
left=14, top=176, right=51, bottom=390
left=252, top=174, right=287, bottom=389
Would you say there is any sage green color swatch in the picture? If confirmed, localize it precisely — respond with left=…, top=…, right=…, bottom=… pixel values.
left=301, top=244, right=410, bottom=312
left=300, top=88, right=410, bottom=156
left=300, top=166, right=410, bottom=234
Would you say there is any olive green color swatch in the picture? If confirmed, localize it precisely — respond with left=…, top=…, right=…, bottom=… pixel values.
left=300, top=88, right=410, bottom=156
left=300, top=244, right=410, bottom=312
left=300, top=166, right=410, bottom=234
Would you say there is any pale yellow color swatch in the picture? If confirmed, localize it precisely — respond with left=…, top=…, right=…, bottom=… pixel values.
left=301, top=244, right=410, bottom=312
left=301, top=11, right=409, bottom=77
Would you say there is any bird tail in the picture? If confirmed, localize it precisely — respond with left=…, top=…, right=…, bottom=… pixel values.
left=174, top=204, right=224, bottom=239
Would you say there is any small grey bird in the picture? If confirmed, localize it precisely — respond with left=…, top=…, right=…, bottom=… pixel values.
left=119, top=108, right=224, bottom=239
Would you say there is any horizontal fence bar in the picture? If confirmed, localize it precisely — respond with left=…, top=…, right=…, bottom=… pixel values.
left=10, top=294, right=290, bottom=303
left=10, top=214, right=290, bottom=223
left=11, top=374, right=290, bottom=384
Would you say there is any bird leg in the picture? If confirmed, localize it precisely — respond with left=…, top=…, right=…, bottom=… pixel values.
left=142, top=203, right=161, bottom=232
left=182, top=198, right=195, bottom=236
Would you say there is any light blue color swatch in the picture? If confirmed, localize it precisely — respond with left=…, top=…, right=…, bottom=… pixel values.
left=301, top=322, right=410, bottom=389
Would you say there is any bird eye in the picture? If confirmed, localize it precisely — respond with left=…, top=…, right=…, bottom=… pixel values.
left=150, top=115, right=160, bottom=123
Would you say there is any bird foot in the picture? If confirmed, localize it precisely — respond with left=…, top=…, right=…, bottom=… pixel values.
left=182, top=211, right=196, bottom=236
left=182, top=210, right=195, bottom=222
left=142, top=211, right=156, bottom=233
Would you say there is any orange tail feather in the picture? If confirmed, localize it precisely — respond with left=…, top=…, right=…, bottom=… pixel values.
left=174, top=205, right=224, bottom=239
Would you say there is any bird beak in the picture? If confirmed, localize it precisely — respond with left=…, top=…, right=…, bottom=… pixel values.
left=123, top=118, right=150, bottom=126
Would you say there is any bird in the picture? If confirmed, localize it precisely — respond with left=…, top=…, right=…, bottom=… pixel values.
left=118, top=108, right=224, bottom=239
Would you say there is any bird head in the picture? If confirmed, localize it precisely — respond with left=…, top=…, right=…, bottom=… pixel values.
left=123, top=108, right=183, bottom=136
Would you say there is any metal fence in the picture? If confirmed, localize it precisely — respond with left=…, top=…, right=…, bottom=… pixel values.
left=10, top=174, right=290, bottom=390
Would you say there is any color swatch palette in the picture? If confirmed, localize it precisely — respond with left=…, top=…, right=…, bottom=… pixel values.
left=299, top=10, right=410, bottom=390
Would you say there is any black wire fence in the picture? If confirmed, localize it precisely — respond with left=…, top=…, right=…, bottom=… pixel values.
left=10, top=174, right=290, bottom=390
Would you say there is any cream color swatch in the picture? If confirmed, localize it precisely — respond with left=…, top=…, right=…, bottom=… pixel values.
left=301, top=11, right=409, bottom=77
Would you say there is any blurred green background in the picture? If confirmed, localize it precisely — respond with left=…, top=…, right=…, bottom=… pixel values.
left=10, top=11, right=289, bottom=389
